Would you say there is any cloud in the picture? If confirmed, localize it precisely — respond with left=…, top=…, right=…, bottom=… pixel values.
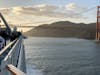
left=0, top=3, right=88, bottom=20
left=0, top=8, right=10, bottom=14
left=12, top=7, right=24, bottom=15
left=66, top=3, right=86, bottom=12
left=34, top=4, right=58, bottom=12
left=9, top=5, right=59, bottom=18
left=11, top=4, right=86, bottom=19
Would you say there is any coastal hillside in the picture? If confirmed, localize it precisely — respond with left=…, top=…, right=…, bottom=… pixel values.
left=24, top=21, right=96, bottom=39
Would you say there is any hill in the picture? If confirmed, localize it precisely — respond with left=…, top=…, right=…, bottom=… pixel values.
left=24, top=21, right=96, bottom=39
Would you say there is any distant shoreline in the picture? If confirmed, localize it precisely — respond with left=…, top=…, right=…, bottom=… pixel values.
left=26, top=36, right=95, bottom=40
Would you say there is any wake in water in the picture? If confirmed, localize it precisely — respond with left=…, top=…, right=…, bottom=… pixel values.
left=27, top=64, right=43, bottom=75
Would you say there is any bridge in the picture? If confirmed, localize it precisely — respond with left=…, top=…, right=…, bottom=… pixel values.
left=96, top=6, right=100, bottom=41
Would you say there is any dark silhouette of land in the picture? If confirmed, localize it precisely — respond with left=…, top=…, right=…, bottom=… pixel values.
left=24, top=21, right=96, bottom=39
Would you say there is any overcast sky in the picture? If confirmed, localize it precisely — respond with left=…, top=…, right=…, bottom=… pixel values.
left=0, top=0, right=99, bottom=26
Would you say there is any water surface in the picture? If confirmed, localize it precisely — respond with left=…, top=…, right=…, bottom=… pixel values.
left=24, top=37, right=100, bottom=75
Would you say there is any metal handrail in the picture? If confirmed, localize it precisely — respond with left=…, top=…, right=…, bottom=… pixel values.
left=0, top=36, right=26, bottom=75
left=0, top=39, right=17, bottom=56
left=7, top=64, right=26, bottom=75
left=4, top=38, right=20, bottom=61
left=0, top=39, right=17, bottom=66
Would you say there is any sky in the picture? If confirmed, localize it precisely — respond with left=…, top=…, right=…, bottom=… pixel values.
left=0, top=0, right=99, bottom=28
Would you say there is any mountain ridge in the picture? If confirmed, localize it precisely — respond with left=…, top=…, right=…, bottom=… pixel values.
left=24, top=21, right=96, bottom=39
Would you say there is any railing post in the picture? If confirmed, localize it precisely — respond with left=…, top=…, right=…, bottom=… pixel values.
left=7, top=64, right=26, bottom=75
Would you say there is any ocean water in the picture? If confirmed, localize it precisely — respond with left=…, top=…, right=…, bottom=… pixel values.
left=24, top=37, right=100, bottom=75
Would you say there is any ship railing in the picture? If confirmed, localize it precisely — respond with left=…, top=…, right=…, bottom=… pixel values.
left=0, top=36, right=26, bottom=75
left=7, top=64, right=26, bottom=75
